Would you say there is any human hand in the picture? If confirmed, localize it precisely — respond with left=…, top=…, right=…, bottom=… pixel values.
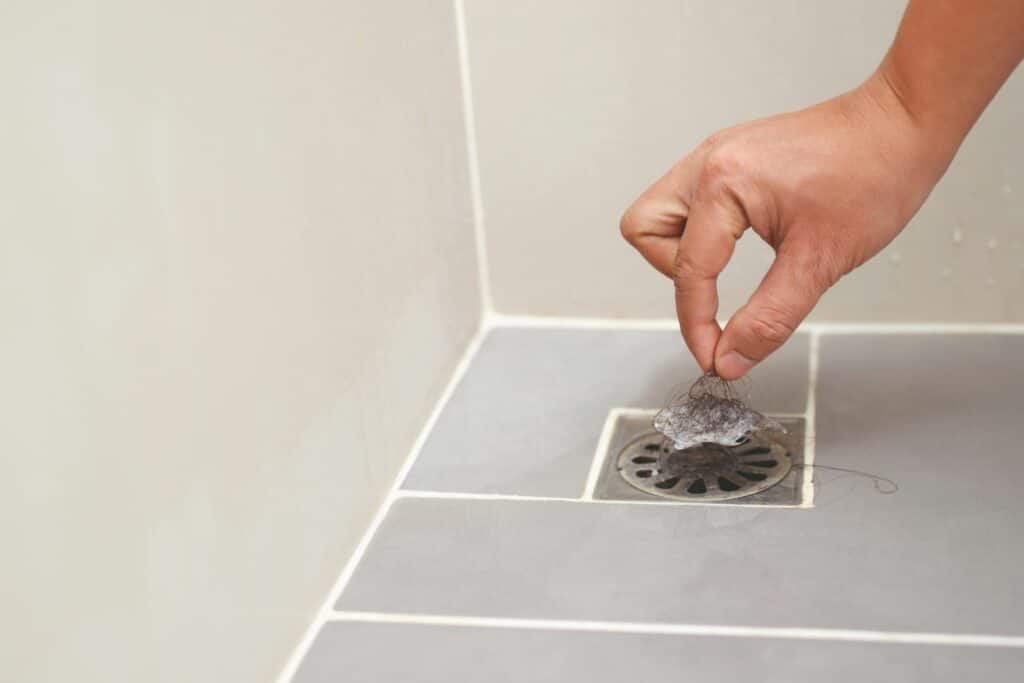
left=620, top=72, right=955, bottom=379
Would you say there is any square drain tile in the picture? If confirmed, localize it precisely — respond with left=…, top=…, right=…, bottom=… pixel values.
left=589, top=409, right=810, bottom=507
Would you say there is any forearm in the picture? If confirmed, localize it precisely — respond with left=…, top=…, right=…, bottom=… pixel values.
left=877, top=0, right=1024, bottom=163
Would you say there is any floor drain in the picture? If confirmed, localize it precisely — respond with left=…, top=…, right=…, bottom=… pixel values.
left=616, top=431, right=792, bottom=502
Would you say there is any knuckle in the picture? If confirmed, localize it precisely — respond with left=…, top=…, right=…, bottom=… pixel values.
left=780, top=240, right=846, bottom=294
left=619, top=208, right=640, bottom=245
left=673, top=252, right=712, bottom=285
left=747, top=308, right=796, bottom=347
left=799, top=250, right=845, bottom=293
left=809, top=258, right=842, bottom=292
left=698, top=148, right=742, bottom=197
left=672, top=272, right=693, bottom=298
left=814, top=247, right=852, bottom=289
left=698, top=131, right=723, bottom=152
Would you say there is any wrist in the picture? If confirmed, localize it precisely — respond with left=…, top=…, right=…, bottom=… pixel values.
left=855, top=67, right=961, bottom=186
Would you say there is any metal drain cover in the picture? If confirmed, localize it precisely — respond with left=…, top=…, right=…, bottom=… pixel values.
left=616, top=431, right=792, bottom=502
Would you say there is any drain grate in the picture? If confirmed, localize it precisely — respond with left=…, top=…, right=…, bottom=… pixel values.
left=616, top=431, right=792, bottom=502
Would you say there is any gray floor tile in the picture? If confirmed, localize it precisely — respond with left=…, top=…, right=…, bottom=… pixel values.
left=336, top=493, right=1023, bottom=633
left=402, top=327, right=809, bottom=496
left=815, top=333, right=1024, bottom=508
left=296, top=621, right=1024, bottom=682
left=341, top=334, right=1024, bottom=634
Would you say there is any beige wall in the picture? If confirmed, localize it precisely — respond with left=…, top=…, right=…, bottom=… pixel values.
left=0, top=1, right=479, bottom=681
left=466, top=0, right=1024, bottom=321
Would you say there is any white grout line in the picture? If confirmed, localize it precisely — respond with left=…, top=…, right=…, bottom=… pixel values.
left=803, top=321, right=1024, bottom=334
left=454, top=0, right=493, bottom=315
left=801, top=330, right=820, bottom=506
left=401, top=490, right=580, bottom=503
left=396, top=489, right=808, bottom=510
left=581, top=408, right=646, bottom=499
left=490, top=313, right=679, bottom=330
left=275, top=325, right=490, bottom=682
left=487, top=314, right=1024, bottom=334
left=326, top=611, right=1024, bottom=649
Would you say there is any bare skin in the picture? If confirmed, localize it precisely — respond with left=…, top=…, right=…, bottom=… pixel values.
left=621, top=0, right=1024, bottom=379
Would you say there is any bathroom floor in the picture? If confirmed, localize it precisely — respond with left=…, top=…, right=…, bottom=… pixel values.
left=292, top=326, right=1024, bottom=681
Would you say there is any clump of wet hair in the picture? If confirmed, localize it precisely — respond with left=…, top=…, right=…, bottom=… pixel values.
left=654, top=372, right=785, bottom=450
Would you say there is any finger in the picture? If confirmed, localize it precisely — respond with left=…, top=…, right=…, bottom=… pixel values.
left=619, top=150, right=710, bottom=278
left=714, top=247, right=831, bottom=380
left=673, top=185, right=748, bottom=372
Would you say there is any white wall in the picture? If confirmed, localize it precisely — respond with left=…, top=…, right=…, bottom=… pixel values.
left=0, top=1, right=479, bottom=681
left=465, top=0, right=1024, bottom=321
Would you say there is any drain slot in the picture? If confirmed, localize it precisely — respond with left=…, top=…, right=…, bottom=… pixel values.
left=615, top=430, right=792, bottom=502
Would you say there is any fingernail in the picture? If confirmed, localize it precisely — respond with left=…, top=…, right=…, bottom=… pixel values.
left=717, top=351, right=757, bottom=379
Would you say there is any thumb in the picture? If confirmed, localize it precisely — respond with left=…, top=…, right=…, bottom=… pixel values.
left=714, top=248, right=833, bottom=380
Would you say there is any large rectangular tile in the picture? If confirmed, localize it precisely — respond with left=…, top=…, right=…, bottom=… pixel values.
left=336, top=492, right=1022, bottom=634
left=402, top=327, right=809, bottom=496
left=296, top=621, right=1024, bottom=682
left=343, top=335, right=1024, bottom=634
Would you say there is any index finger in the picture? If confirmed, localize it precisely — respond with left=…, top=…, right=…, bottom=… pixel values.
left=619, top=148, right=711, bottom=278
left=673, top=184, right=747, bottom=371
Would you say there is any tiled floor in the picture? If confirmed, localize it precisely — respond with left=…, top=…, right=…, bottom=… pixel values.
left=293, top=326, right=1024, bottom=681
left=401, top=327, right=809, bottom=497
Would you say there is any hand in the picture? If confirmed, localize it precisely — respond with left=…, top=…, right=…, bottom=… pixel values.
left=620, top=72, right=955, bottom=379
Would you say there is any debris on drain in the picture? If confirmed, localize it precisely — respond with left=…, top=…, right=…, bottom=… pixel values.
left=653, top=372, right=785, bottom=450
left=616, top=429, right=793, bottom=502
